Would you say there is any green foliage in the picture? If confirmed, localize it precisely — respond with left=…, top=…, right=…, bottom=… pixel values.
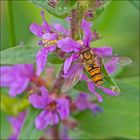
left=0, top=112, right=11, bottom=139
left=1, top=93, right=30, bottom=116
left=48, top=53, right=64, bottom=64
left=101, top=62, right=120, bottom=92
left=0, top=46, right=39, bottom=65
left=72, top=77, right=139, bottom=139
left=31, top=0, right=76, bottom=18
left=0, top=46, right=63, bottom=65
left=19, top=107, right=43, bottom=139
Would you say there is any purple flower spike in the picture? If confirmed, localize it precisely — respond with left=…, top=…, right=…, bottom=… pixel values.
left=30, top=11, right=69, bottom=75
left=0, top=64, right=35, bottom=97
left=8, top=112, right=26, bottom=140
left=29, top=87, right=70, bottom=130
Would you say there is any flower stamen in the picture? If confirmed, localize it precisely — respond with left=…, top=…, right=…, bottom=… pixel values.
left=46, top=101, right=57, bottom=111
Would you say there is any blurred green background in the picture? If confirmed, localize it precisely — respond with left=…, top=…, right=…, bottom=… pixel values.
left=0, top=0, right=139, bottom=139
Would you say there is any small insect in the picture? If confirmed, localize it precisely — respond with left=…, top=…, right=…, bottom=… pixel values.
left=62, top=44, right=132, bottom=92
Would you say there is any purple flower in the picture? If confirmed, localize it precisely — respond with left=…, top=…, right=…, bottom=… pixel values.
left=57, top=19, right=116, bottom=75
left=28, top=87, right=70, bottom=130
left=58, top=19, right=120, bottom=100
left=0, top=64, right=35, bottom=97
left=75, top=93, right=103, bottom=114
left=30, top=11, right=69, bottom=76
left=8, top=112, right=26, bottom=140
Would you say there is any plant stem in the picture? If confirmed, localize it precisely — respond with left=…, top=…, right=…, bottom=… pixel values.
left=51, top=125, right=60, bottom=140
left=51, top=65, right=64, bottom=94
left=70, top=2, right=83, bottom=40
left=51, top=2, right=84, bottom=139
left=7, top=0, right=16, bottom=47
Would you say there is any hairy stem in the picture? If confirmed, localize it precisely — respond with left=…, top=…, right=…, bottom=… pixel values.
left=70, top=1, right=83, bottom=40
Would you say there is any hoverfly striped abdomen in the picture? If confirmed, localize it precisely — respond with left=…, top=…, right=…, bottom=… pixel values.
left=80, top=48, right=103, bottom=86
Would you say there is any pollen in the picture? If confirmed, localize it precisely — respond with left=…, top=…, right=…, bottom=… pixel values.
left=58, top=36, right=63, bottom=40
left=42, top=40, right=46, bottom=43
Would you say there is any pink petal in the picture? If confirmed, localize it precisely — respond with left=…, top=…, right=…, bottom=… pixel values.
left=42, top=33, right=57, bottom=40
left=28, top=87, right=49, bottom=109
left=35, top=110, right=48, bottom=130
left=35, top=111, right=59, bottom=130
left=36, top=46, right=57, bottom=76
left=29, top=23, right=44, bottom=38
left=64, top=54, right=75, bottom=74
left=88, top=82, right=103, bottom=102
left=40, top=11, right=51, bottom=33
left=9, top=78, right=29, bottom=97
left=54, top=23, right=69, bottom=36
left=0, top=66, right=13, bottom=87
left=81, top=19, right=92, bottom=47
left=75, top=93, right=90, bottom=111
left=56, top=98, right=70, bottom=120
left=92, top=47, right=112, bottom=57
left=36, top=48, right=49, bottom=76
left=57, top=37, right=81, bottom=53
left=98, top=86, right=119, bottom=96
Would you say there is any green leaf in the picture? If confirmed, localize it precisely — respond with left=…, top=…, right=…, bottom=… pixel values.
left=19, top=107, right=43, bottom=139
left=0, top=111, right=11, bottom=139
left=128, top=0, right=139, bottom=10
left=72, top=77, right=139, bottom=139
left=93, top=0, right=111, bottom=21
left=0, top=93, right=30, bottom=116
left=0, top=46, right=64, bottom=65
left=74, top=81, right=89, bottom=93
left=101, top=62, right=120, bottom=92
left=0, top=46, right=40, bottom=65
left=48, top=53, right=64, bottom=64
left=31, top=0, right=76, bottom=18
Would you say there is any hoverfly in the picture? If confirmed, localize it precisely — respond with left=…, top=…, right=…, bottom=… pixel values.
left=61, top=43, right=132, bottom=92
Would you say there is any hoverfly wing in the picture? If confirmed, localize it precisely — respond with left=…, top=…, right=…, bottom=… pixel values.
left=61, top=64, right=83, bottom=93
left=102, top=56, right=132, bottom=67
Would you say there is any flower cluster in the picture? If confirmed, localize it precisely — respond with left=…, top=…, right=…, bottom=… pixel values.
left=29, top=87, right=70, bottom=130
left=0, top=10, right=123, bottom=139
